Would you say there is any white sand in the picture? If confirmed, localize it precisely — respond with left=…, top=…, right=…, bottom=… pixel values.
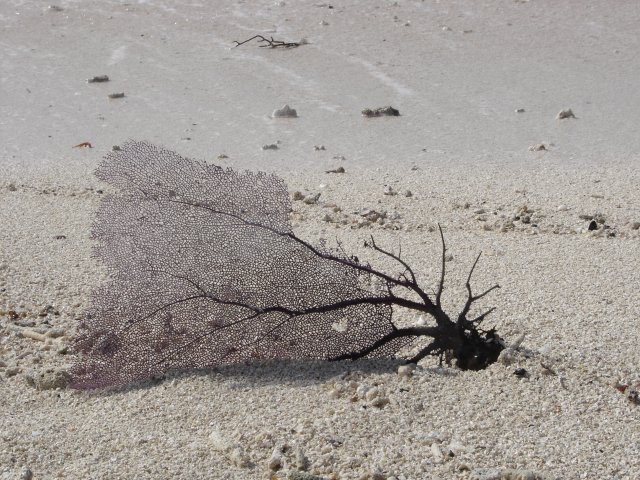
left=1, top=1, right=639, bottom=479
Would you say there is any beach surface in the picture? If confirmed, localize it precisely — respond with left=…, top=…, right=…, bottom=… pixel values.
left=1, top=1, right=639, bottom=479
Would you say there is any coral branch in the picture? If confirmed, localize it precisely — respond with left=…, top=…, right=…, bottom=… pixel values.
left=232, top=35, right=300, bottom=49
left=435, top=224, right=446, bottom=307
left=70, top=141, right=505, bottom=389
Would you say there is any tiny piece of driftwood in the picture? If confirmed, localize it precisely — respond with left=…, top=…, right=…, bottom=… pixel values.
left=233, top=35, right=301, bottom=49
left=70, top=141, right=505, bottom=389
left=87, top=75, right=109, bottom=83
left=362, top=106, right=401, bottom=117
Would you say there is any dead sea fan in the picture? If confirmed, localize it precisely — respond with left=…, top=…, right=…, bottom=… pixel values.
left=71, top=141, right=409, bottom=389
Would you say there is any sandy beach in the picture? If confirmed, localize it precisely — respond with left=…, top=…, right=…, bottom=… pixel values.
left=1, top=1, right=639, bottom=479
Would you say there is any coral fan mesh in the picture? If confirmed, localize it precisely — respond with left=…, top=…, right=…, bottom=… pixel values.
left=71, top=141, right=408, bottom=389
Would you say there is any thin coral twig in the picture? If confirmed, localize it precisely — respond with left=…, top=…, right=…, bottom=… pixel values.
left=232, top=35, right=300, bottom=49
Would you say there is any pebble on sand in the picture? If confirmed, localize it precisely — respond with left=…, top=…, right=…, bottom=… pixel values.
left=209, top=429, right=251, bottom=468
left=108, top=92, right=125, bottom=99
left=294, top=448, right=310, bottom=470
left=24, top=369, right=71, bottom=390
left=209, top=429, right=232, bottom=452
left=303, top=193, right=321, bottom=205
left=498, top=348, right=516, bottom=366
left=20, top=467, right=33, bottom=480
left=528, top=144, right=547, bottom=152
left=383, top=185, right=397, bottom=196
left=625, top=386, right=640, bottom=405
left=431, top=443, right=445, bottom=463
left=272, top=104, right=298, bottom=118
left=362, top=106, right=400, bottom=117
left=398, top=364, right=416, bottom=377
left=556, top=108, right=576, bottom=119
left=268, top=446, right=284, bottom=471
